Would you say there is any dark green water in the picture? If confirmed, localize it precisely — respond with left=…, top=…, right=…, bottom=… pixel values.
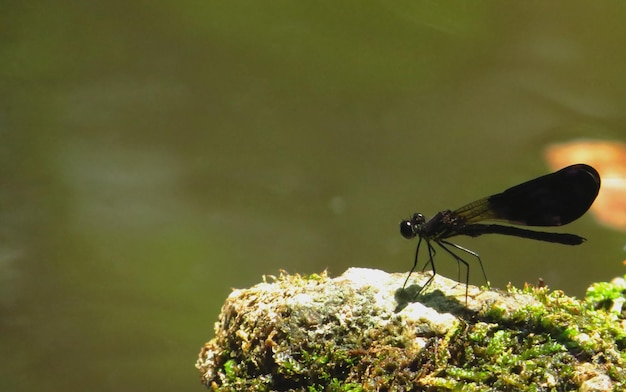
left=2, top=2, right=625, bottom=391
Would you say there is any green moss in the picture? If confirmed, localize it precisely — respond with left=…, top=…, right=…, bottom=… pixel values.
left=586, top=275, right=626, bottom=328
left=197, top=270, right=626, bottom=390
left=305, top=273, right=324, bottom=282
left=222, top=359, right=237, bottom=381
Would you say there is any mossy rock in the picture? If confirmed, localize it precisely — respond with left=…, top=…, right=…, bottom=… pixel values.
left=196, top=268, right=626, bottom=391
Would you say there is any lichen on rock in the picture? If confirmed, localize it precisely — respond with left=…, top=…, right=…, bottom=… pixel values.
left=196, top=268, right=626, bottom=391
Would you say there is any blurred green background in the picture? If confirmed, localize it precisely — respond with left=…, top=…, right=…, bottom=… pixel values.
left=2, top=1, right=626, bottom=391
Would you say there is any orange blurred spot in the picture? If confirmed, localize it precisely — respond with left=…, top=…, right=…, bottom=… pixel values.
left=545, top=140, right=626, bottom=231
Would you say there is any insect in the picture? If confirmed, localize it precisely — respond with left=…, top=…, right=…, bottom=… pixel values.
left=400, top=164, right=601, bottom=302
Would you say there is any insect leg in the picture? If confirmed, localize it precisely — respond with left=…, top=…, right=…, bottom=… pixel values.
left=421, top=245, right=437, bottom=272
left=402, top=236, right=423, bottom=289
left=414, top=239, right=437, bottom=297
left=440, top=239, right=488, bottom=285
left=435, top=240, right=473, bottom=303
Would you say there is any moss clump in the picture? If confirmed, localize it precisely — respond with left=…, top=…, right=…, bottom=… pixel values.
left=196, top=269, right=626, bottom=391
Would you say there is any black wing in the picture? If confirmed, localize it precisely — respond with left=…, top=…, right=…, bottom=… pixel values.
left=454, top=164, right=600, bottom=226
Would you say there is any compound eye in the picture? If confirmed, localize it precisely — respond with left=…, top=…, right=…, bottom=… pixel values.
left=400, top=220, right=416, bottom=239
left=413, top=213, right=426, bottom=224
